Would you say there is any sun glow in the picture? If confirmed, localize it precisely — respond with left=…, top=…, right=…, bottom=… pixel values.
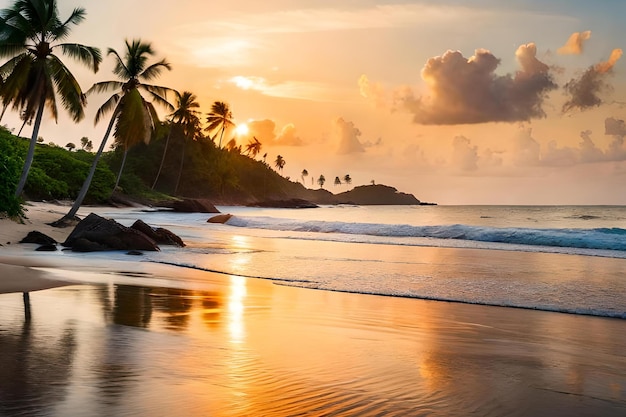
left=235, top=123, right=249, bottom=136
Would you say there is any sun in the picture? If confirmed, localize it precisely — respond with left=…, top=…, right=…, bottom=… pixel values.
left=235, top=123, right=249, bottom=136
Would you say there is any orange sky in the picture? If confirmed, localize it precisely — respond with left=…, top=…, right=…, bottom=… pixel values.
left=2, top=0, right=626, bottom=204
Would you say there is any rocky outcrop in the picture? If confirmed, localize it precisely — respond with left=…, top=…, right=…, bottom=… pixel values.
left=334, top=185, right=421, bottom=205
left=248, top=198, right=318, bottom=209
left=170, top=198, right=220, bottom=213
left=63, top=213, right=160, bottom=252
left=130, top=219, right=185, bottom=247
left=207, top=214, right=233, bottom=224
left=20, top=231, right=57, bottom=246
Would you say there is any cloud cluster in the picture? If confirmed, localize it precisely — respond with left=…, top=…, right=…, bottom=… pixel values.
left=332, top=117, right=365, bottom=154
left=358, top=74, right=387, bottom=108
left=563, top=49, right=623, bottom=112
left=243, top=119, right=304, bottom=147
left=395, top=44, right=557, bottom=125
left=557, top=31, right=592, bottom=55
left=276, top=123, right=303, bottom=146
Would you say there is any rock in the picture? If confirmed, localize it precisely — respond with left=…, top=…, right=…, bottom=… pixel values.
left=20, top=231, right=57, bottom=245
left=35, top=244, right=58, bottom=252
left=126, top=250, right=144, bottom=256
left=249, top=198, right=318, bottom=209
left=130, top=219, right=185, bottom=247
left=63, top=213, right=160, bottom=252
left=207, top=214, right=233, bottom=224
left=171, top=198, right=220, bottom=213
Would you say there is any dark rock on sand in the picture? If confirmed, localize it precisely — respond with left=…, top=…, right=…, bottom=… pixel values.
left=170, top=198, right=220, bottom=213
left=126, top=250, right=144, bottom=256
left=35, top=244, right=58, bottom=251
left=207, top=214, right=233, bottom=224
left=20, top=231, right=57, bottom=245
left=130, top=219, right=185, bottom=247
left=63, top=213, right=160, bottom=252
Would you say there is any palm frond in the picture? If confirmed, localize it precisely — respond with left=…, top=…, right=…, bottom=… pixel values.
left=94, top=93, right=120, bottom=125
left=140, top=59, right=171, bottom=81
left=58, top=43, right=101, bottom=72
left=53, top=7, right=86, bottom=41
left=48, top=54, right=85, bottom=122
left=86, top=80, right=122, bottom=96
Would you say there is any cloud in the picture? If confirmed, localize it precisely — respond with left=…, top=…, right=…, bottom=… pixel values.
left=557, top=31, right=592, bottom=55
left=275, top=123, right=303, bottom=146
left=396, top=44, right=557, bottom=125
left=562, top=49, right=623, bottom=112
left=358, top=74, right=387, bottom=108
left=452, top=136, right=479, bottom=171
left=332, top=117, right=365, bottom=154
left=247, top=119, right=277, bottom=143
left=605, top=117, right=626, bottom=136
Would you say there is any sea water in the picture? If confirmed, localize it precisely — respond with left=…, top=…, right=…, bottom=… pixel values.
left=80, top=204, right=626, bottom=319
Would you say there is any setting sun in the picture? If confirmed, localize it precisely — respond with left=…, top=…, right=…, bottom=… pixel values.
left=235, top=123, right=249, bottom=136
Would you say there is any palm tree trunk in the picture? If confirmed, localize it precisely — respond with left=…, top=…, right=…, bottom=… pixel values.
left=62, top=113, right=117, bottom=221
left=218, top=126, right=225, bottom=149
left=15, top=100, right=45, bottom=197
left=17, top=118, right=28, bottom=136
left=152, top=126, right=173, bottom=190
left=114, top=148, right=129, bottom=191
left=174, top=139, right=186, bottom=195
left=0, top=103, right=8, bottom=123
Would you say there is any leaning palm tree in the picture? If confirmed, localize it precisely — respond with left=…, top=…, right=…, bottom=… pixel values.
left=59, top=39, right=172, bottom=222
left=0, top=0, right=101, bottom=197
left=152, top=90, right=200, bottom=190
left=205, top=101, right=234, bottom=148
left=244, top=136, right=262, bottom=159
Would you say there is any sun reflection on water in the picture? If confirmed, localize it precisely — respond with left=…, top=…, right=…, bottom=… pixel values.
left=228, top=275, right=247, bottom=343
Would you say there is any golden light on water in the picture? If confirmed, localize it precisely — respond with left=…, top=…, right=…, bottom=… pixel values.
left=228, top=275, right=247, bottom=343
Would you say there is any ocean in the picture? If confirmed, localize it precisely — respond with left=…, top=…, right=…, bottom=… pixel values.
left=84, top=204, right=626, bottom=319
left=2, top=203, right=625, bottom=416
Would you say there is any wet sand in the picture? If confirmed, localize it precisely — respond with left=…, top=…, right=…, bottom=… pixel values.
left=0, top=264, right=624, bottom=416
left=1, top=203, right=625, bottom=416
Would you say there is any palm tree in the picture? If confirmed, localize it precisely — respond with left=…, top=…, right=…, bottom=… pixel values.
left=244, top=136, right=262, bottom=159
left=301, top=169, right=308, bottom=184
left=334, top=176, right=342, bottom=186
left=0, top=0, right=101, bottom=197
left=343, top=174, right=352, bottom=186
left=65, top=142, right=75, bottom=151
left=205, top=101, right=234, bottom=148
left=274, top=154, right=285, bottom=173
left=60, top=39, right=172, bottom=222
left=318, top=175, right=326, bottom=188
left=152, top=90, right=200, bottom=190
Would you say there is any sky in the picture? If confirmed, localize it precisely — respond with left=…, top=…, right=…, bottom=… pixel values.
left=2, top=0, right=626, bottom=204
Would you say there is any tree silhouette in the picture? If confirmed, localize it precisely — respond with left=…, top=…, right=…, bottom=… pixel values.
left=274, top=154, right=285, bottom=172
left=205, top=101, right=234, bottom=149
left=318, top=174, right=326, bottom=188
left=244, top=136, right=262, bottom=159
left=343, top=174, right=352, bottom=186
left=0, top=0, right=102, bottom=197
left=334, top=176, right=341, bottom=186
left=80, top=137, right=89, bottom=150
left=65, top=142, right=75, bottom=152
left=60, top=39, right=172, bottom=223
left=301, top=169, right=308, bottom=184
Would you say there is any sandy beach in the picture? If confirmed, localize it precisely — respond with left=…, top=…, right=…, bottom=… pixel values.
left=1, top=203, right=625, bottom=416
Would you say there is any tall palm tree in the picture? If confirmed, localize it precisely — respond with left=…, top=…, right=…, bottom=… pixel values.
left=152, top=90, right=200, bottom=190
left=274, top=154, right=285, bottom=173
left=60, top=39, right=172, bottom=222
left=318, top=175, right=326, bottom=188
left=244, top=136, right=262, bottom=159
left=174, top=110, right=201, bottom=194
left=0, top=0, right=101, bottom=197
left=205, top=101, right=234, bottom=148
